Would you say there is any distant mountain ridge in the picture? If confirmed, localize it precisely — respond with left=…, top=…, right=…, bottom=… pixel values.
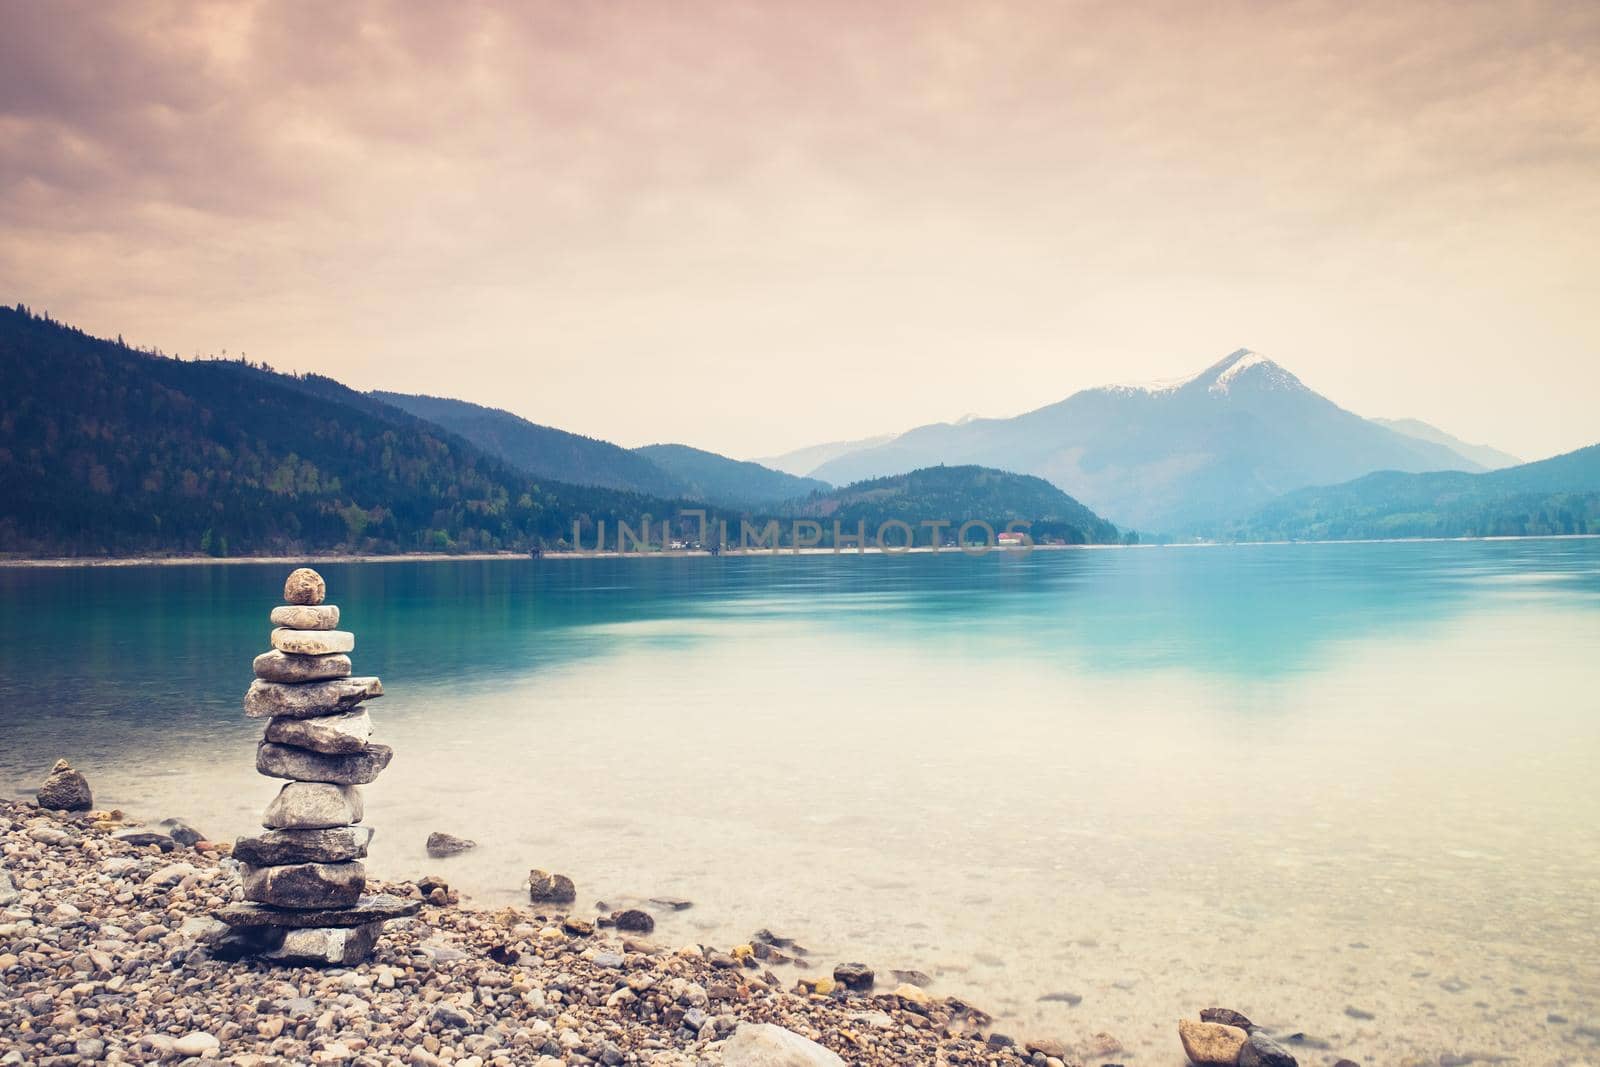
left=1371, top=417, right=1521, bottom=470
left=756, top=432, right=900, bottom=477
left=1233, top=443, right=1600, bottom=541
left=372, top=392, right=683, bottom=498
left=808, top=349, right=1496, bottom=534
left=632, top=443, right=829, bottom=509
left=376, top=393, right=822, bottom=510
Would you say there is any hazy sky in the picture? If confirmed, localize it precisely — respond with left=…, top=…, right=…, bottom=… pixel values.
left=2, top=1, right=1596, bottom=462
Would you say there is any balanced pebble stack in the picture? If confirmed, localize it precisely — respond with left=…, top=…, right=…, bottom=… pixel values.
left=215, top=567, right=418, bottom=964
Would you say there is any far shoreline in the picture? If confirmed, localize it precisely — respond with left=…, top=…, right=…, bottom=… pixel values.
left=2, top=532, right=1596, bottom=569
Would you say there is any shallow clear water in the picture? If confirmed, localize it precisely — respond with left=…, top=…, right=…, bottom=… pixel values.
left=3, top=542, right=1599, bottom=1062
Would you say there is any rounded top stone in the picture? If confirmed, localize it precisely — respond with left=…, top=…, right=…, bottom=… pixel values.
left=284, top=568, right=326, bottom=605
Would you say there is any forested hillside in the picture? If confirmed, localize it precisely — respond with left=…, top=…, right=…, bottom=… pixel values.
left=1233, top=444, right=1600, bottom=540
left=789, top=465, right=1123, bottom=546
left=0, top=307, right=705, bottom=556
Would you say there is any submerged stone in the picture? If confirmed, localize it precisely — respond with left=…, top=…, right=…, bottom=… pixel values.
left=217, top=893, right=417, bottom=929
left=253, top=650, right=352, bottom=683
left=529, top=869, right=576, bottom=904
left=256, top=740, right=393, bottom=785
left=244, top=676, right=381, bottom=719
left=270, top=628, right=355, bottom=656
left=426, top=831, right=477, bottom=858
left=264, top=708, right=372, bottom=755
left=243, top=860, right=365, bottom=908
left=270, top=604, right=340, bottom=630
left=233, top=825, right=373, bottom=866
left=262, top=782, right=364, bottom=829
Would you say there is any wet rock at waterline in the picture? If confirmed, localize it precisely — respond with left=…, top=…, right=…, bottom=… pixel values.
left=1178, top=1018, right=1250, bottom=1065
left=255, top=739, right=392, bottom=785
left=609, top=908, right=655, bottom=933
left=1239, top=1031, right=1301, bottom=1066
left=232, top=825, right=373, bottom=865
left=1202, top=1007, right=1257, bottom=1031
left=264, top=707, right=372, bottom=754
left=269, top=603, right=340, bottom=630
left=283, top=566, right=326, bottom=605
left=158, top=817, right=206, bottom=846
left=243, top=675, right=381, bottom=719
left=426, top=831, right=478, bottom=858
left=833, top=961, right=876, bottom=991
left=270, top=626, right=355, bottom=656
left=253, top=649, right=353, bottom=683
left=530, top=868, right=577, bottom=903
left=112, top=828, right=175, bottom=851
left=37, top=758, right=93, bottom=811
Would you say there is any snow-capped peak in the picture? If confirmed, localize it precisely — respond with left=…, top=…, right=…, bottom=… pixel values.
left=1092, top=349, right=1307, bottom=401
left=1183, top=349, right=1305, bottom=396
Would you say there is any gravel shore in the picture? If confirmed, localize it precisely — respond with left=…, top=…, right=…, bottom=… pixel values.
left=0, top=800, right=1098, bottom=1066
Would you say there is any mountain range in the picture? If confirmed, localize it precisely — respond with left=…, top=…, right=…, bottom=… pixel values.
left=4, top=304, right=1589, bottom=556
left=800, top=350, right=1511, bottom=533
left=2, top=306, right=1116, bottom=555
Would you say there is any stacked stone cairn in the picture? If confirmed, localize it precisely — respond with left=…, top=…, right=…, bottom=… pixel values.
left=215, top=567, right=419, bottom=964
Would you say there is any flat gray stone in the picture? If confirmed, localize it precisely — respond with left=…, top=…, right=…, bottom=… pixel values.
left=217, top=919, right=382, bottom=965
left=270, top=628, right=355, bottom=656
left=216, top=893, right=419, bottom=929
left=270, top=604, right=340, bottom=630
left=233, top=826, right=373, bottom=866
left=264, top=708, right=372, bottom=754
left=256, top=740, right=392, bottom=785
left=253, top=650, right=352, bottom=683
left=262, top=782, right=363, bottom=829
left=243, top=860, right=364, bottom=909
left=243, top=676, right=381, bottom=719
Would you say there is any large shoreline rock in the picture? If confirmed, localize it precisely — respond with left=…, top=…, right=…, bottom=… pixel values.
left=255, top=740, right=393, bottom=785
left=37, top=759, right=93, bottom=811
left=243, top=676, right=381, bottom=719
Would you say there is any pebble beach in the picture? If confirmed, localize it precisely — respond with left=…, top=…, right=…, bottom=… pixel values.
left=0, top=798, right=1130, bottom=1066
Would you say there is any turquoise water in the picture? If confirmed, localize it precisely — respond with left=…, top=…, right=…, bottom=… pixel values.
left=3, top=541, right=1599, bottom=1061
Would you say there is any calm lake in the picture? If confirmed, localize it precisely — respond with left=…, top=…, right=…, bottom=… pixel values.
left=3, top=541, right=1598, bottom=1062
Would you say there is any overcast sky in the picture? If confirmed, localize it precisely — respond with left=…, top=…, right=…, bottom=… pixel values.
left=2, top=1, right=1596, bottom=462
